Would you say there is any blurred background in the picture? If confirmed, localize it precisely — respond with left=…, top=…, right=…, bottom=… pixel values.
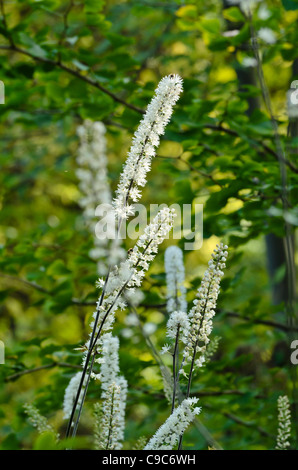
left=0, top=0, right=297, bottom=450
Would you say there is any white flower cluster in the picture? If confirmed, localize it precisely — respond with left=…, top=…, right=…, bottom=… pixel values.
left=125, top=207, right=176, bottom=287
left=183, top=243, right=228, bottom=372
left=133, top=436, right=148, bottom=450
left=287, top=88, right=298, bottom=119
left=94, top=333, right=119, bottom=387
left=204, top=335, right=221, bottom=365
left=76, top=119, right=124, bottom=275
left=87, top=207, right=176, bottom=340
left=116, top=374, right=128, bottom=443
left=62, top=371, right=86, bottom=420
left=164, top=245, right=189, bottom=347
left=76, top=120, right=111, bottom=208
left=166, top=310, right=190, bottom=344
left=276, top=395, right=291, bottom=450
left=24, top=403, right=59, bottom=439
left=113, top=75, right=183, bottom=220
left=124, top=288, right=145, bottom=307
left=258, top=4, right=271, bottom=20
left=144, top=398, right=201, bottom=450
left=94, top=382, right=122, bottom=450
left=95, top=333, right=128, bottom=449
left=226, top=0, right=261, bottom=14
left=165, top=246, right=187, bottom=314
left=257, top=27, right=276, bottom=45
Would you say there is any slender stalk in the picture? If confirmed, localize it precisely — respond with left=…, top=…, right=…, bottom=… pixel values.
left=171, top=324, right=180, bottom=413
left=0, top=44, right=144, bottom=115
left=71, top=353, right=96, bottom=438
left=247, top=11, right=298, bottom=445
left=128, top=304, right=223, bottom=450
left=106, top=387, right=116, bottom=450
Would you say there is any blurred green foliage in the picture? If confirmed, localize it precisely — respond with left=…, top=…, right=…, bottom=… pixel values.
left=0, top=0, right=297, bottom=450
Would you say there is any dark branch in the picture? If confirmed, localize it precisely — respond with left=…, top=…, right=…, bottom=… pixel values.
left=5, top=362, right=81, bottom=382
left=0, top=44, right=144, bottom=115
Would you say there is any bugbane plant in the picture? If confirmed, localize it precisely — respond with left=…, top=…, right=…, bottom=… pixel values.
left=171, top=244, right=228, bottom=450
left=63, top=122, right=127, bottom=436
left=76, top=119, right=124, bottom=274
left=144, top=398, right=201, bottom=450
left=226, top=0, right=261, bottom=14
left=113, top=74, right=183, bottom=221
left=166, top=310, right=190, bottom=345
left=76, top=120, right=111, bottom=212
left=93, top=382, right=122, bottom=450
left=65, top=75, right=182, bottom=438
left=182, top=243, right=228, bottom=376
left=164, top=246, right=189, bottom=346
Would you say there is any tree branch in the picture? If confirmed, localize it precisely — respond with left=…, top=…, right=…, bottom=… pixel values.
left=0, top=44, right=144, bottom=115
left=0, top=272, right=95, bottom=306
left=208, top=406, right=275, bottom=439
left=5, top=361, right=81, bottom=382
left=204, top=124, right=298, bottom=174
left=224, top=311, right=298, bottom=333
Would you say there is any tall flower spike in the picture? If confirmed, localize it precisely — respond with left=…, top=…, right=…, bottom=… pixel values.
left=94, top=382, right=122, bottom=450
left=276, top=395, right=291, bottom=450
left=95, top=334, right=127, bottom=448
left=182, top=243, right=228, bottom=373
left=116, top=375, right=128, bottom=445
left=113, top=75, right=183, bottom=220
left=226, top=0, right=261, bottom=14
left=164, top=246, right=189, bottom=345
left=24, top=403, right=59, bottom=440
left=76, top=120, right=111, bottom=217
left=76, top=120, right=124, bottom=274
left=144, top=398, right=201, bottom=450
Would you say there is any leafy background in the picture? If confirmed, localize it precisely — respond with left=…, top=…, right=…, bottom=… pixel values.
left=0, top=0, right=297, bottom=450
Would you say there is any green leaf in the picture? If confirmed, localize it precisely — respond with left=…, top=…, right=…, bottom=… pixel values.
left=33, top=432, right=59, bottom=450
left=282, top=0, right=298, bottom=10
left=223, top=7, right=245, bottom=22
left=47, top=259, right=71, bottom=277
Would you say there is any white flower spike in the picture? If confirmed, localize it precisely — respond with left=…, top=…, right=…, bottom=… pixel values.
left=144, top=398, right=201, bottom=450
left=113, top=75, right=183, bottom=220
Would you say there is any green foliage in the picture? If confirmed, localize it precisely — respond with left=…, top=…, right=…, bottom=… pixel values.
left=0, top=0, right=297, bottom=451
